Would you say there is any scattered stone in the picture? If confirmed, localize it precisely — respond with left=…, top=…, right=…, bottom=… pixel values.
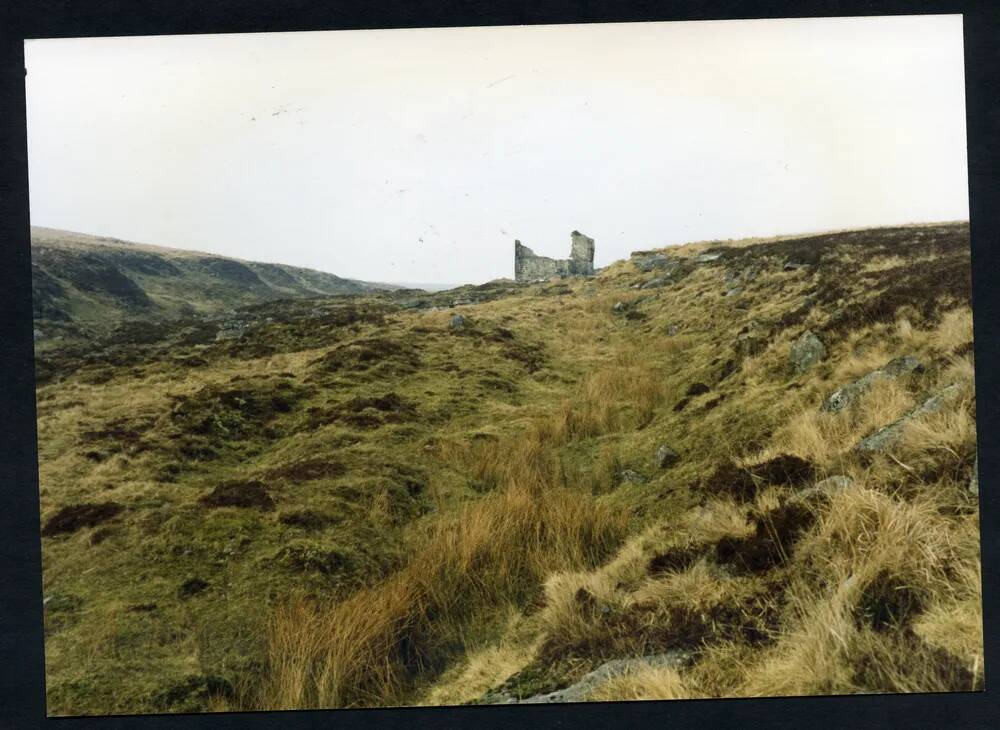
left=666, top=325, right=679, bottom=336
left=656, top=444, right=680, bottom=469
left=618, top=469, right=647, bottom=485
left=487, top=652, right=692, bottom=704
left=856, top=382, right=964, bottom=454
left=789, top=330, right=826, bottom=374
left=821, top=356, right=923, bottom=413
left=783, top=260, right=811, bottom=271
left=971, top=455, right=979, bottom=496
left=641, top=277, right=669, bottom=289
left=724, top=287, right=742, bottom=298
left=795, top=475, right=854, bottom=504
left=33, top=328, right=44, bottom=341
left=883, top=356, right=924, bottom=377
left=613, top=301, right=626, bottom=313
left=449, top=313, right=467, bottom=330
left=696, top=252, right=723, bottom=263
left=632, top=253, right=673, bottom=272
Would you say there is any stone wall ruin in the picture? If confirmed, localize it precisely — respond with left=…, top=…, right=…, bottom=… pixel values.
left=514, top=231, right=595, bottom=282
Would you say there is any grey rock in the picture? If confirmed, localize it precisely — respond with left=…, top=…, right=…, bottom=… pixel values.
left=856, top=382, right=963, bottom=453
left=789, top=330, right=826, bottom=374
left=618, top=469, right=647, bottom=485
left=783, top=260, right=811, bottom=271
left=666, top=325, right=679, bottom=336
left=796, top=475, right=854, bottom=503
left=971, top=455, right=979, bottom=496
left=449, top=314, right=467, bottom=330
left=724, top=287, right=743, bottom=298
left=518, top=652, right=692, bottom=704
left=613, top=301, right=627, bottom=313
left=632, top=253, right=673, bottom=273
left=821, top=356, right=923, bottom=413
left=656, top=444, right=680, bottom=469
left=33, top=328, right=44, bottom=341
left=883, top=356, right=925, bottom=377
left=641, top=277, right=670, bottom=289
left=696, top=252, right=723, bottom=263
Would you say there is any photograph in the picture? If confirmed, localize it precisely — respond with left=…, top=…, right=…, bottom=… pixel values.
left=25, top=14, right=982, bottom=716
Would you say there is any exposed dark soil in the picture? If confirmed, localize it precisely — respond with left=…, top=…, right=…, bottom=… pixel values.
left=686, top=382, right=711, bottom=397
left=749, top=454, right=816, bottom=487
left=199, top=481, right=275, bottom=510
left=647, top=544, right=706, bottom=575
left=715, top=500, right=816, bottom=574
left=177, top=578, right=210, bottom=599
left=312, top=338, right=421, bottom=376
left=278, top=510, right=337, bottom=530
left=42, top=502, right=124, bottom=537
left=854, top=570, right=925, bottom=632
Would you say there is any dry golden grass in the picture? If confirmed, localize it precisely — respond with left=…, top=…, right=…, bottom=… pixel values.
left=260, top=482, right=628, bottom=708
left=740, top=482, right=979, bottom=697
left=587, top=665, right=697, bottom=701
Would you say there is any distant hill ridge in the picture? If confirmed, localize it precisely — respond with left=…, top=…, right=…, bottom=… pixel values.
left=30, top=227, right=397, bottom=338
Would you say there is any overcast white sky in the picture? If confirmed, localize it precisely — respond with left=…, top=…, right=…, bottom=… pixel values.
left=25, top=15, right=968, bottom=285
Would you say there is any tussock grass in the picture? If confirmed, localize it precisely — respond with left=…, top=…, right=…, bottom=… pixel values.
left=587, top=665, right=697, bottom=701
left=740, top=482, right=981, bottom=696
left=260, top=482, right=628, bottom=708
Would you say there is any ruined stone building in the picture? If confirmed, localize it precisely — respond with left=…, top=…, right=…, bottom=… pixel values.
left=514, top=231, right=595, bottom=282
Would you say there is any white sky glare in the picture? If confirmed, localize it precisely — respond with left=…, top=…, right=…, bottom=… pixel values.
left=25, top=15, right=968, bottom=285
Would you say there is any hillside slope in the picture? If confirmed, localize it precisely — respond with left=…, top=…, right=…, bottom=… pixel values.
left=31, top=227, right=393, bottom=344
left=34, top=222, right=981, bottom=715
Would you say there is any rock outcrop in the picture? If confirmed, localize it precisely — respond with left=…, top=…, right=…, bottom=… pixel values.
left=482, top=651, right=692, bottom=704
left=789, top=330, right=827, bottom=374
left=821, top=356, right=923, bottom=413
left=514, top=231, right=595, bottom=282
left=856, top=382, right=964, bottom=454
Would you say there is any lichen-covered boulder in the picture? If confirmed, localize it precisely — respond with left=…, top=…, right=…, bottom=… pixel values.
left=789, top=330, right=826, bottom=374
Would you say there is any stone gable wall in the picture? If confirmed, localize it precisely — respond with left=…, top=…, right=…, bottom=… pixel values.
left=514, top=231, right=595, bottom=282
